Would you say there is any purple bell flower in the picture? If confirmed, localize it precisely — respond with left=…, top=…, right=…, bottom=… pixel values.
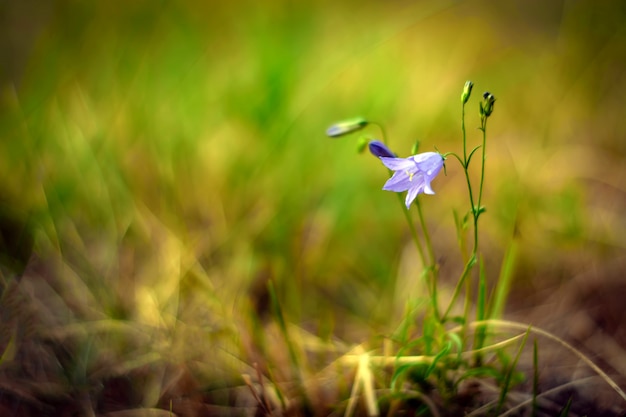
left=379, top=152, right=445, bottom=208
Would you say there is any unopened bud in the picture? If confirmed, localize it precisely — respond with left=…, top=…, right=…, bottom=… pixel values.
left=461, top=81, right=474, bottom=104
left=326, top=117, right=368, bottom=138
left=357, top=137, right=369, bottom=153
left=482, top=92, right=496, bottom=117
left=368, top=140, right=396, bottom=158
left=411, top=140, right=420, bottom=155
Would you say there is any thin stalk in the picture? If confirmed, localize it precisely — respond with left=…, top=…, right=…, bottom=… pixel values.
left=462, top=102, right=468, bottom=163
left=442, top=254, right=476, bottom=321
left=461, top=270, right=471, bottom=350
left=461, top=103, right=479, bottom=254
left=414, top=198, right=439, bottom=319
left=472, top=213, right=479, bottom=254
left=397, top=190, right=427, bottom=268
left=462, top=186, right=478, bottom=254
left=477, top=119, right=487, bottom=211
left=449, top=101, right=479, bottom=324
left=472, top=116, right=489, bottom=343
left=473, top=257, right=487, bottom=365
left=414, top=198, right=435, bottom=265
left=370, top=121, right=388, bottom=146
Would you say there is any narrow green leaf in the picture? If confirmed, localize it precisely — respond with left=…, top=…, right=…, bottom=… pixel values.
left=490, top=238, right=519, bottom=319
left=558, top=396, right=573, bottom=417
left=496, top=327, right=531, bottom=414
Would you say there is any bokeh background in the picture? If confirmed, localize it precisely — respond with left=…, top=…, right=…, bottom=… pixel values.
left=1, top=0, right=625, bottom=414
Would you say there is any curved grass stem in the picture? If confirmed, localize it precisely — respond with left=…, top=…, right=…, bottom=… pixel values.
left=456, top=320, right=626, bottom=403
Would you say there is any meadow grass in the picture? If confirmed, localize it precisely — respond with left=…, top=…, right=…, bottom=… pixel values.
left=1, top=1, right=626, bottom=415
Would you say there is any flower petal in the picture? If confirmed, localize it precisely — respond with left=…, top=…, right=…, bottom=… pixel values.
left=382, top=170, right=413, bottom=192
left=379, top=152, right=444, bottom=204
left=412, top=152, right=444, bottom=176
left=380, top=156, right=416, bottom=172
left=410, top=152, right=439, bottom=164
left=405, top=185, right=421, bottom=208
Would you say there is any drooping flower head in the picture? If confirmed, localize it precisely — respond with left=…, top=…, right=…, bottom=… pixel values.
left=379, top=152, right=445, bottom=208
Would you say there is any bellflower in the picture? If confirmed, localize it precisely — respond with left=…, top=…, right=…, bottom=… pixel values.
left=379, top=152, right=445, bottom=208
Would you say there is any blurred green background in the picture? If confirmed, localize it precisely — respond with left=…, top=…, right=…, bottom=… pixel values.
left=1, top=0, right=625, bottom=412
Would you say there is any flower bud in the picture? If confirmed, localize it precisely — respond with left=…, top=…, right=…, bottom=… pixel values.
left=482, top=92, right=496, bottom=117
left=357, top=137, right=369, bottom=153
left=461, top=80, right=473, bottom=104
left=326, top=117, right=368, bottom=138
left=368, top=140, right=396, bottom=158
left=411, top=140, right=420, bottom=155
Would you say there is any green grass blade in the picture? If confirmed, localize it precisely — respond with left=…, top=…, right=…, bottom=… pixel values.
left=489, top=238, right=518, bottom=319
left=496, top=326, right=530, bottom=414
left=473, top=256, right=487, bottom=365
left=558, top=396, right=573, bottom=417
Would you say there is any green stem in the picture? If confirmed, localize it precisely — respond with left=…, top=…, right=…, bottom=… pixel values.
left=461, top=103, right=479, bottom=253
left=414, top=198, right=435, bottom=266
left=461, top=268, right=471, bottom=349
left=465, top=171, right=478, bottom=252
left=371, top=121, right=388, bottom=146
left=414, top=198, right=439, bottom=319
left=448, top=102, right=481, bottom=324
left=398, top=194, right=427, bottom=267
left=442, top=254, right=476, bottom=322
left=462, top=103, right=467, bottom=163
left=477, top=119, right=487, bottom=213
left=473, top=256, right=487, bottom=365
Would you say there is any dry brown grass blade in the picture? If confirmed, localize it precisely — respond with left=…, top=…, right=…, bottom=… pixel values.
left=460, top=320, right=626, bottom=403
